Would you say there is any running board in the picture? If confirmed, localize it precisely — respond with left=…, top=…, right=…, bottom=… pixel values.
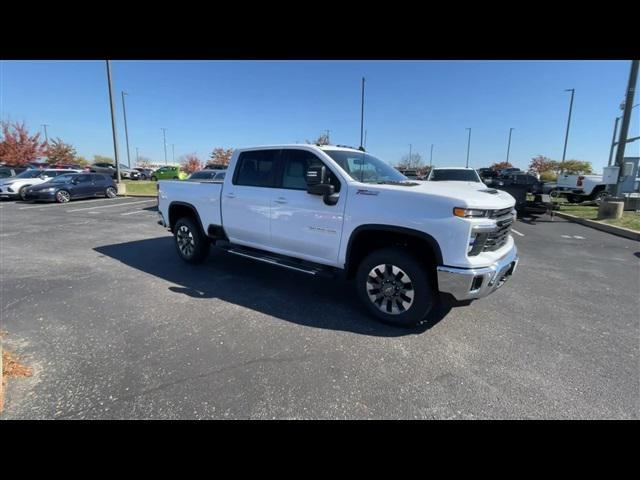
left=225, top=247, right=331, bottom=277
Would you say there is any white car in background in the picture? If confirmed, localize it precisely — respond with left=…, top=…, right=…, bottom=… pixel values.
left=427, top=167, right=483, bottom=184
left=0, top=168, right=82, bottom=200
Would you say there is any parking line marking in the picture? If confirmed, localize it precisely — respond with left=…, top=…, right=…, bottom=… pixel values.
left=573, top=235, right=585, bottom=239
left=511, top=229, right=524, bottom=237
left=19, top=197, right=132, bottom=210
left=67, top=199, right=156, bottom=213
left=561, top=235, right=572, bottom=238
left=120, top=209, right=156, bottom=216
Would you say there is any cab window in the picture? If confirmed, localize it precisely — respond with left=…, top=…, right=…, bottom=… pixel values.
left=279, top=149, right=341, bottom=192
left=234, top=150, right=278, bottom=187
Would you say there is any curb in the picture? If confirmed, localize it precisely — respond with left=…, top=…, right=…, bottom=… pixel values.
left=554, top=211, right=640, bottom=241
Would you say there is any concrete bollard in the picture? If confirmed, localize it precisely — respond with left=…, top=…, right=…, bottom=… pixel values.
left=117, top=183, right=127, bottom=196
left=597, top=200, right=624, bottom=220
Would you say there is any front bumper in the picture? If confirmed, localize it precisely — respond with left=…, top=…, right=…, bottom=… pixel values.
left=0, top=186, right=19, bottom=198
left=23, top=191, right=57, bottom=201
left=436, top=244, right=518, bottom=301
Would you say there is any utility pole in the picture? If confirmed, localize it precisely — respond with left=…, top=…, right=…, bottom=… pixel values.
left=506, top=127, right=514, bottom=164
left=136, top=147, right=139, bottom=164
left=608, top=116, right=621, bottom=167
left=560, top=88, right=575, bottom=175
left=359, top=77, right=365, bottom=150
left=41, top=124, right=49, bottom=144
left=612, top=60, right=639, bottom=197
left=465, top=128, right=472, bottom=168
left=430, top=144, right=434, bottom=168
left=105, top=61, right=121, bottom=184
left=172, top=144, right=175, bottom=163
left=161, top=128, right=168, bottom=164
left=121, top=91, right=132, bottom=168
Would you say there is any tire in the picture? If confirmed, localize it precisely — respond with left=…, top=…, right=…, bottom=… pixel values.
left=174, top=217, right=209, bottom=264
left=566, top=194, right=582, bottom=204
left=56, top=190, right=71, bottom=203
left=105, top=187, right=117, bottom=198
left=592, top=190, right=610, bottom=203
left=19, top=185, right=29, bottom=201
left=151, top=176, right=157, bottom=181
left=356, top=247, right=436, bottom=327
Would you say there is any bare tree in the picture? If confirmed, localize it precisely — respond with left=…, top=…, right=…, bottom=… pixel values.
left=397, top=152, right=424, bottom=170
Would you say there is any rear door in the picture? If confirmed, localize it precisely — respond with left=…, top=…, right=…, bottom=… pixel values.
left=220, top=149, right=279, bottom=249
left=71, top=175, right=93, bottom=198
left=268, top=148, right=346, bottom=265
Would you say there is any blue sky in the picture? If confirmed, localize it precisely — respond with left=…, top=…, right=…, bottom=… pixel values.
left=1, top=60, right=638, bottom=171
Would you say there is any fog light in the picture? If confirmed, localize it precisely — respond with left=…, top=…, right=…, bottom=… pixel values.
left=471, top=275, right=483, bottom=291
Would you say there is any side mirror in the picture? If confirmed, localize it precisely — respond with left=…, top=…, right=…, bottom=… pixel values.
left=306, top=165, right=326, bottom=186
left=307, top=183, right=335, bottom=196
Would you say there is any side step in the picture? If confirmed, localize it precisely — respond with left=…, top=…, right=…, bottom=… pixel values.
left=221, top=245, right=334, bottom=277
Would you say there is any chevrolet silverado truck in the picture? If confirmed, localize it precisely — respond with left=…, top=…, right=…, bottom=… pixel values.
left=157, top=145, right=519, bottom=327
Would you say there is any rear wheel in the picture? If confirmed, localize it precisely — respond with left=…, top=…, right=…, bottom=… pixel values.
left=19, top=186, right=29, bottom=201
left=356, top=247, right=435, bottom=327
left=105, top=187, right=117, bottom=198
left=174, top=217, right=209, bottom=264
left=56, top=190, right=71, bottom=203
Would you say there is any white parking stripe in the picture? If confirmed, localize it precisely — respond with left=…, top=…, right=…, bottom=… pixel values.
left=511, top=229, right=524, bottom=237
left=19, top=197, right=132, bottom=210
left=120, top=209, right=156, bottom=216
left=67, top=199, right=156, bottom=213
left=573, top=235, right=585, bottom=239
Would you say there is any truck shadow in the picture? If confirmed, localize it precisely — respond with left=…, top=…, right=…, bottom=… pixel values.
left=95, top=237, right=452, bottom=337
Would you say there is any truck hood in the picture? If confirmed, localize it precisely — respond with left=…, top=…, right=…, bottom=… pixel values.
left=362, top=181, right=516, bottom=209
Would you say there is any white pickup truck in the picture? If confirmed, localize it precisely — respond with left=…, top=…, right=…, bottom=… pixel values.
left=555, top=174, right=608, bottom=203
left=157, top=145, right=519, bottom=327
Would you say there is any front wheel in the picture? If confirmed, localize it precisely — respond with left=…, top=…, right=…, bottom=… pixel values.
left=174, top=217, right=210, bottom=264
left=105, top=187, right=117, bottom=198
left=356, top=247, right=436, bottom=327
left=56, top=190, right=71, bottom=203
left=19, top=185, right=29, bottom=201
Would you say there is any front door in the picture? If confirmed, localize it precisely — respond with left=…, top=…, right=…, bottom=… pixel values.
left=220, top=149, right=279, bottom=250
left=72, top=175, right=93, bottom=198
left=268, top=149, right=346, bottom=265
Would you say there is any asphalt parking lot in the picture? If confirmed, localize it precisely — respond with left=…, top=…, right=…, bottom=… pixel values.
left=1, top=197, right=638, bottom=419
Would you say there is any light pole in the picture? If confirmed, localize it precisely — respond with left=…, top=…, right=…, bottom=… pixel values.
left=560, top=88, right=575, bottom=174
left=136, top=147, right=139, bottom=165
left=465, top=128, right=472, bottom=168
left=612, top=60, right=639, bottom=197
left=121, top=91, right=132, bottom=168
left=409, top=144, right=412, bottom=166
left=364, top=130, right=367, bottom=149
left=359, top=77, right=365, bottom=150
left=506, top=127, right=514, bottom=164
left=172, top=144, right=175, bottom=163
left=105, top=61, right=121, bottom=184
left=41, top=124, right=49, bottom=144
left=429, top=143, right=434, bottom=168
left=325, top=130, right=330, bottom=143
left=161, top=128, right=168, bottom=164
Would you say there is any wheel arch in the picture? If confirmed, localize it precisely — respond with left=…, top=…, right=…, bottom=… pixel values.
left=344, top=224, right=443, bottom=280
left=168, top=201, right=205, bottom=234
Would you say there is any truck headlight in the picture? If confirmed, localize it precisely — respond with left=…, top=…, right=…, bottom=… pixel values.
left=454, top=207, right=489, bottom=218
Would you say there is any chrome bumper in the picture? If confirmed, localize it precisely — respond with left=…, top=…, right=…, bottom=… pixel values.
left=436, top=245, right=518, bottom=301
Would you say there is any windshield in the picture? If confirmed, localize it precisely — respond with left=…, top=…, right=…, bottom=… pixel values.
left=15, top=169, right=44, bottom=179
left=323, top=150, right=409, bottom=184
left=48, top=174, right=77, bottom=183
left=429, top=169, right=480, bottom=182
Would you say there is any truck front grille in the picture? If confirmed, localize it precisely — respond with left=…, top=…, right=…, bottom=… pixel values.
left=483, top=216, right=513, bottom=252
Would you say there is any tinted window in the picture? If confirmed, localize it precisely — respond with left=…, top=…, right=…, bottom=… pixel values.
left=76, top=175, right=92, bottom=184
left=429, top=169, right=480, bottom=182
left=188, top=171, right=217, bottom=180
left=234, top=150, right=278, bottom=187
left=279, top=149, right=341, bottom=192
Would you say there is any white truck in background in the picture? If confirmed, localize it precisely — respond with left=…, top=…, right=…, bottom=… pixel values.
left=555, top=174, right=608, bottom=203
left=157, top=145, right=519, bottom=327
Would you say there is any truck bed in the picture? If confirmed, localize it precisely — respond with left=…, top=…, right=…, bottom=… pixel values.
left=157, top=180, right=223, bottom=231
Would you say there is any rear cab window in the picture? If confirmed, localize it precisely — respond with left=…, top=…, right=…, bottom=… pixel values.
left=233, top=150, right=279, bottom=187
